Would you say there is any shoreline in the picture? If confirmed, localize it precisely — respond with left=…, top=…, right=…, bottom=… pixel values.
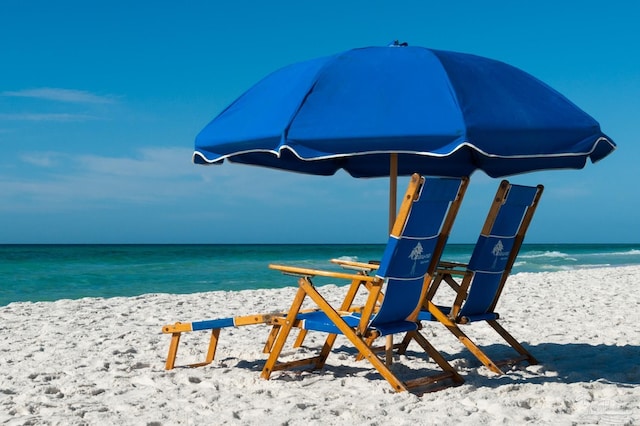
left=1, top=266, right=639, bottom=424
left=4, top=260, right=640, bottom=309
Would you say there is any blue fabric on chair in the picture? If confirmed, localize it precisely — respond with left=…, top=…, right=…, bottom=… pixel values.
left=297, top=311, right=419, bottom=336
left=297, top=311, right=363, bottom=334
left=192, top=318, right=235, bottom=331
left=460, top=184, right=540, bottom=319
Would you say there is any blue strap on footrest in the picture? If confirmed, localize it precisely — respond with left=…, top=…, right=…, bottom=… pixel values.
left=191, top=318, right=235, bottom=331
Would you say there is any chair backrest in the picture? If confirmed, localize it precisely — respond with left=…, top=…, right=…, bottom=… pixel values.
left=370, top=174, right=468, bottom=328
left=458, top=181, right=543, bottom=319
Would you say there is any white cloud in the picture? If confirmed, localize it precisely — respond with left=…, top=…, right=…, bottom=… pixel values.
left=0, top=147, right=210, bottom=210
left=547, top=185, right=592, bottom=199
left=20, top=152, right=62, bottom=167
left=0, top=146, right=370, bottom=215
left=2, top=88, right=117, bottom=104
left=74, top=148, right=197, bottom=178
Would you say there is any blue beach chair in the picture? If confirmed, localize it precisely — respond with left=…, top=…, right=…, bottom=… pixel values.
left=262, top=174, right=468, bottom=393
left=402, top=180, right=544, bottom=374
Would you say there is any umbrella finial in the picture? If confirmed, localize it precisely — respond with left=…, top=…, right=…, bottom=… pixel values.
left=389, top=40, right=409, bottom=47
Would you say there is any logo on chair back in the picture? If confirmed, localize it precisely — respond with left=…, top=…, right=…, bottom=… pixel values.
left=491, top=240, right=507, bottom=268
left=409, top=242, right=431, bottom=275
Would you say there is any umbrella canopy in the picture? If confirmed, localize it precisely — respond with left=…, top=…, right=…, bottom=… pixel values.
left=194, top=43, right=615, bottom=177
left=194, top=43, right=615, bottom=229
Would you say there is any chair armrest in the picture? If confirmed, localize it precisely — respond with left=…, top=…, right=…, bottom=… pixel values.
left=435, top=261, right=469, bottom=277
left=437, top=260, right=468, bottom=269
left=330, top=258, right=380, bottom=272
left=269, top=264, right=378, bottom=283
left=435, top=268, right=468, bottom=277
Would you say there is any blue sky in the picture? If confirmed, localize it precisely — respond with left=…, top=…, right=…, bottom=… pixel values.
left=0, top=1, right=638, bottom=244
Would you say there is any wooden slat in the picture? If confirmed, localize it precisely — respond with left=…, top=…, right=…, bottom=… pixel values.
left=162, top=322, right=192, bottom=334
left=233, top=313, right=286, bottom=326
left=269, top=356, right=323, bottom=372
left=404, top=371, right=456, bottom=389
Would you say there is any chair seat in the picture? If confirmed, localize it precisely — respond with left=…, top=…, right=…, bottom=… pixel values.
left=458, top=312, right=500, bottom=322
left=417, top=307, right=499, bottom=323
left=297, top=311, right=419, bottom=336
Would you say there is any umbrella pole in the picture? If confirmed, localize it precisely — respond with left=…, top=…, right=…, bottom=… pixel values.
left=386, top=153, right=398, bottom=365
left=389, top=153, right=398, bottom=233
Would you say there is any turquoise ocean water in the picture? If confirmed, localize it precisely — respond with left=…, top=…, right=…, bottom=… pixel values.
left=1, top=244, right=640, bottom=306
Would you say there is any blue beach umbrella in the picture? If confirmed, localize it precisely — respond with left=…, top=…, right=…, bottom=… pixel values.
left=194, top=43, right=615, bottom=228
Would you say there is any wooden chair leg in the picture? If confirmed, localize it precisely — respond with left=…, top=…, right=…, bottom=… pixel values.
left=428, top=303, right=504, bottom=374
left=261, top=286, right=308, bottom=380
left=355, top=335, right=376, bottom=361
left=410, top=331, right=464, bottom=384
left=487, top=320, right=538, bottom=365
left=205, top=329, right=221, bottom=364
left=385, top=335, right=394, bottom=366
left=396, top=332, right=412, bottom=355
left=165, top=333, right=181, bottom=370
left=263, top=325, right=281, bottom=353
left=293, top=329, right=308, bottom=348
left=315, top=333, right=338, bottom=369
left=165, top=329, right=221, bottom=370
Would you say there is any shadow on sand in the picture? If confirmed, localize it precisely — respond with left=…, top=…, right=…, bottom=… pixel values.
left=453, top=342, right=640, bottom=387
left=228, top=341, right=639, bottom=389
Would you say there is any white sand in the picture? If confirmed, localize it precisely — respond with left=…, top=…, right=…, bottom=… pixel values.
left=1, top=266, right=639, bottom=425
